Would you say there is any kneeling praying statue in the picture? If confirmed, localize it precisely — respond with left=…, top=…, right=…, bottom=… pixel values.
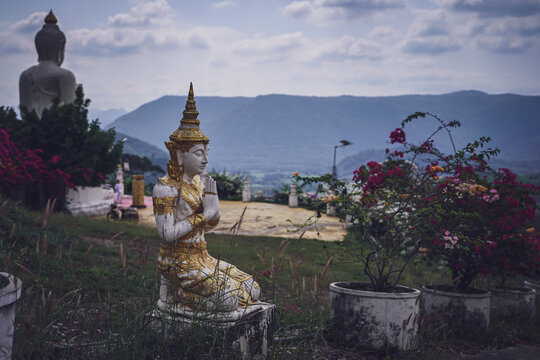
left=153, top=83, right=260, bottom=312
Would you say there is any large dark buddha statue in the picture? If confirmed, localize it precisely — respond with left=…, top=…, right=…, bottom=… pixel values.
left=19, top=10, right=77, bottom=118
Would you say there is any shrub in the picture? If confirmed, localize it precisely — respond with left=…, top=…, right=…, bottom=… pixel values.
left=295, top=112, right=540, bottom=292
left=208, top=169, right=244, bottom=200
left=0, top=128, right=72, bottom=197
left=1, top=86, right=123, bottom=189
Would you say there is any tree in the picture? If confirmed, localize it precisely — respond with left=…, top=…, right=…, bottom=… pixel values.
left=0, top=86, right=123, bottom=207
left=208, top=169, right=244, bottom=200
left=1, top=85, right=123, bottom=187
left=122, top=154, right=164, bottom=175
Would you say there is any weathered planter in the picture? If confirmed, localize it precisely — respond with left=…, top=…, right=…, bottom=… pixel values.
left=330, top=282, right=420, bottom=350
left=490, top=287, right=536, bottom=321
left=422, top=285, right=491, bottom=334
left=524, top=280, right=540, bottom=300
left=0, top=273, right=22, bottom=360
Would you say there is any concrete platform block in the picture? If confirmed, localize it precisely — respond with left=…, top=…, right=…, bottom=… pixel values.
left=149, top=302, right=275, bottom=359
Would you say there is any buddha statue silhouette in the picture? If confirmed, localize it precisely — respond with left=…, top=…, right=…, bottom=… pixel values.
left=153, top=83, right=260, bottom=312
left=19, top=10, right=77, bottom=118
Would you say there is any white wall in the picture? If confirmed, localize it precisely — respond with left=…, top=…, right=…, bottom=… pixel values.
left=66, top=186, right=114, bottom=216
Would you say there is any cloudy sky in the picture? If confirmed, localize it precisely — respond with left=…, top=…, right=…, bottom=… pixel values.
left=1, top=0, right=539, bottom=111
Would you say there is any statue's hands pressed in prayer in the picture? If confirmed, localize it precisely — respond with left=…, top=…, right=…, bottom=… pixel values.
left=203, top=176, right=219, bottom=221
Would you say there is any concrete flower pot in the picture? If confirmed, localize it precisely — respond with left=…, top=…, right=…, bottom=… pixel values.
left=0, top=273, right=22, bottom=360
left=524, top=280, right=540, bottom=300
left=490, top=287, right=536, bottom=321
left=330, top=282, right=420, bottom=350
left=422, top=285, right=491, bottom=334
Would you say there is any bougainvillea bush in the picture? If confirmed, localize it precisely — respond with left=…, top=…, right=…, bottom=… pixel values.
left=480, top=170, right=540, bottom=286
left=0, top=86, right=122, bottom=188
left=0, top=128, right=73, bottom=196
left=0, top=86, right=123, bottom=208
left=295, top=112, right=540, bottom=292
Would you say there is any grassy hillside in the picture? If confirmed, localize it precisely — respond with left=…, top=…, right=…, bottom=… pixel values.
left=1, top=198, right=539, bottom=358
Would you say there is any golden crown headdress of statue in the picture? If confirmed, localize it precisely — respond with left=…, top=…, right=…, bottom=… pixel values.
left=165, top=83, right=209, bottom=179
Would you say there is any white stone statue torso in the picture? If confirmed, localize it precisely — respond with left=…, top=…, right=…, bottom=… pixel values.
left=19, top=61, right=76, bottom=118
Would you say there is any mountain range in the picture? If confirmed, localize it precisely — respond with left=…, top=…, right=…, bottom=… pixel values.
left=89, top=107, right=127, bottom=128
left=106, top=90, right=540, bottom=177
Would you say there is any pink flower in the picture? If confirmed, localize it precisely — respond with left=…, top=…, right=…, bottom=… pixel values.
left=50, top=155, right=61, bottom=164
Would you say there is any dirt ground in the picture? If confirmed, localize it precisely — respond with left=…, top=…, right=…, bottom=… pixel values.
left=127, top=196, right=346, bottom=241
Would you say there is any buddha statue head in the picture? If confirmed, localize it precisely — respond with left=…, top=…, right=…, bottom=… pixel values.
left=35, top=10, right=66, bottom=66
left=165, top=83, right=210, bottom=181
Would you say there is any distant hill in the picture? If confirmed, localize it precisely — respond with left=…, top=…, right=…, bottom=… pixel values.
left=115, top=132, right=168, bottom=172
left=337, top=149, right=387, bottom=179
left=107, top=91, right=540, bottom=175
left=89, top=107, right=127, bottom=128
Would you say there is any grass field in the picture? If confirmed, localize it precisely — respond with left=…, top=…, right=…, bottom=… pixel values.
left=1, top=198, right=539, bottom=359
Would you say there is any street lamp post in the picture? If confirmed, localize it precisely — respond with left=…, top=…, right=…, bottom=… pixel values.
left=332, top=140, right=352, bottom=178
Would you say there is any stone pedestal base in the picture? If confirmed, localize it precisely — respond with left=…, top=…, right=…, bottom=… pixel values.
left=149, top=302, right=275, bottom=359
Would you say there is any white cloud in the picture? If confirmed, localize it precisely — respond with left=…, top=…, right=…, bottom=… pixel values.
left=283, top=0, right=406, bottom=22
left=476, top=36, right=534, bottom=53
left=471, top=14, right=540, bottom=37
left=304, top=35, right=383, bottom=61
left=460, top=13, right=540, bottom=53
left=368, top=25, right=399, bottom=40
left=402, top=37, right=461, bottom=54
left=212, top=1, right=238, bottom=9
left=230, top=32, right=383, bottom=64
left=69, top=28, right=155, bottom=55
left=108, top=0, right=171, bottom=27
left=231, top=32, right=306, bottom=59
left=409, top=21, right=449, bottom=37
left=0, top=11, right=48, bottom=55
left=401, top=10, right=462, bottom=54
left=283, top=1, right=313, bottom=19
left=0, top=3, right=237, bottom=59
left=436, top=0, right=540, bottom=18
left=61, top=0, right=239, bottom=57
left=67, top=25, right=238, bottom=56
left=0, top=32, right=33, bottom=54
left=12, top=12, right=47, bottom=34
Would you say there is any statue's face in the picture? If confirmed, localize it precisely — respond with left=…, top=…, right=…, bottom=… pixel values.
left=179, top=143, right=208, bottom=176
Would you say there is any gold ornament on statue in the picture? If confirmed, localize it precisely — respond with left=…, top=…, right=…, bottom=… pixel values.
left=165, top=82, right=209, bottom=182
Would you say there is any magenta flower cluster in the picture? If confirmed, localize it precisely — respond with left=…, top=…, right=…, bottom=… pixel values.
left=0, top=129, right=76, bottom=192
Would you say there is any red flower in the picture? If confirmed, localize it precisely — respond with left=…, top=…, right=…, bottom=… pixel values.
left=389, top=128, right=406, bottom=144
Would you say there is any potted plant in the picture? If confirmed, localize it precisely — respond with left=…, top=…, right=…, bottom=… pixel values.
left=487, top=228, right=539, bottom=321
left=491, top=180, right=538, bottom=319
left=296, top=111, right=540, bottom=347
left=294, top=114, right=459, bottom=350
left=392, top=115, right=540, bottom=333
left=425, top=171, right=539, bottom=325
